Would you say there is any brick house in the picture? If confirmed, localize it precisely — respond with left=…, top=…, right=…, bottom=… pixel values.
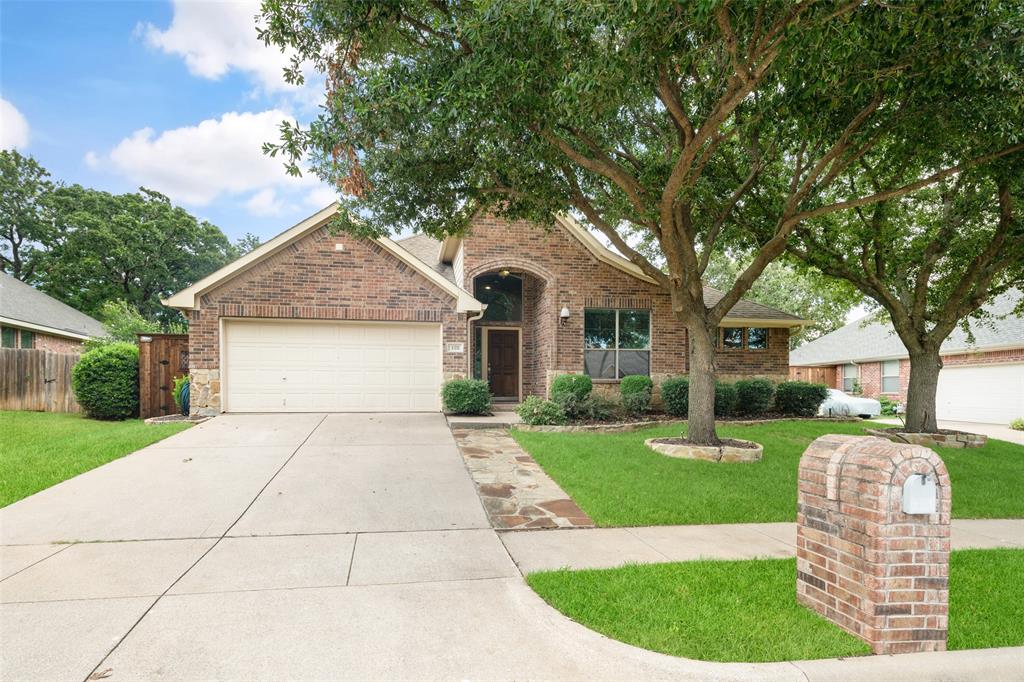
left=165, top=204, right=806, bottom=415
left=789, top=290, right=1024, bottom=424
left=0, top=272, right=106, bottom=353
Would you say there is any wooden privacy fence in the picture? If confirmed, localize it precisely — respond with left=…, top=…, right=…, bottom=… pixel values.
left=0, top=348, right=82, bottom=412
left=138, top=333, right=189, bottom=419
left=788, top=365, right=837, bottom=386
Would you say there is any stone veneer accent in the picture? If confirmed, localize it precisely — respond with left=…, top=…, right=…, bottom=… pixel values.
left=797, top=435, right=951, bottom=655
left=645, top=438, right=763, bottom=462
left=863, top=428, right=987, bottom=449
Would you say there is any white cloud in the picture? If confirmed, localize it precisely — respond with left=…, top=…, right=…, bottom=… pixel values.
left=0, top=98, right=30, bottom=149
left=305, top=185, right=338, bottom=208
left=142, top=0, right=300, bottom=94
left=89, top=109, right=326, bottom=211
left=246, top=187, right=283, bottom=216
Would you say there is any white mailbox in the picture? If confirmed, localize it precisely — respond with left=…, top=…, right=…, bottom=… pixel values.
left=902, top=473, right=938, bottom=515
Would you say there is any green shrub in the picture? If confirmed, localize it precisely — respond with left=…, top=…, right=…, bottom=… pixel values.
left=661, top=376, right=689, bottom=417
left=620, top=375, right=653, bottom=417
left=442, top=378, right=492, bottom=415
left=714, top=382, right=739, bottom=417
left=735, top=379, right=776, bottom=416
left=71, top=342, right=140, bottom=420
left=172, top=375, right=189, bottom=413
left=1010, top=417, right=1024, bottom=431
left=550, top=374, right=593, bottom=401
left=584, top=393, right=621, bottom=421
left=775, top=381, right=829, bottom=417
left=878, top=395, right=899, bottom=417
left=517, top=396, right=568, bottom=425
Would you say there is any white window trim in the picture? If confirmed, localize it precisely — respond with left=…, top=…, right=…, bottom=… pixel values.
left=583, top=308, right=652, bottom=379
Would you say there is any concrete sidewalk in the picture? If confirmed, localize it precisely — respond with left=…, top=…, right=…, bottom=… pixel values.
left=501, top=519, right=1024, bottom=573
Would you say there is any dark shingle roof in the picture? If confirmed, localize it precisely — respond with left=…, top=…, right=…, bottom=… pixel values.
left=0, top=272, right=106, bottom=338
left=790, top=290, right=1024, bottom=366
left=395, top=234, right=456, bottom=283
left=703, top=287, right=804, bottom=323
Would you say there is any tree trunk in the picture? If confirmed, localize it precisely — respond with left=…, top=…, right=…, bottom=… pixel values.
left=686, top=319, right=720, bottom=445
left=904, top=349, right=942, bottom=433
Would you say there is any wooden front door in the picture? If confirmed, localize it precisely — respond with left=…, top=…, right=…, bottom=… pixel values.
left=487, top=329, right=519, bottom=399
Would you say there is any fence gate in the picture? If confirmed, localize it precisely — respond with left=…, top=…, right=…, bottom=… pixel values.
left=0, top=348, right=81, bottom=412
left=138, top=333, right=189, bottom=418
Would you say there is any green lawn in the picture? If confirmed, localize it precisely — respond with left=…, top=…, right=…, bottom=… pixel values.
left=528, top=549, right=1024, bottom=663
left=512, top=420, right=1024, bottom=526
left=0, top=411, right=192, bottom=507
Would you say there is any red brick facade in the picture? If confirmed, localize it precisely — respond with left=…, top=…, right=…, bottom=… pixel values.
left=0, top=325, right=84, bottom=353
left=184, top=214, right=794, bottom=412
left=797, top=435, right=951, bottom=654
left=461, top=215, right=791, bottom=398
left=186, top=226, right=468, bottom=413
left=815, top=347, right=1024, bottom=402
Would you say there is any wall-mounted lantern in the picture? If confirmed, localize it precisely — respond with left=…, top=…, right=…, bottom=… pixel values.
left=559, top=306, right=571, bottom=326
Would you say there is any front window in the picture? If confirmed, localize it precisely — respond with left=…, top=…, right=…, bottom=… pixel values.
left=881, top=360, right=900, bottom=393
left=584, top=309, right=651, bottom=378
left=843, top=363, right=859, bottom=392
left=722, top=327, right=744, bottom=349
left=475, top=272, right=522, bottom=322
left=747, top=327, right=768, bottom=350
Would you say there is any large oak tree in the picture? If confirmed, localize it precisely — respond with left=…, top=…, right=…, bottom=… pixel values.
left=260, top=0, right=1023, bottom=443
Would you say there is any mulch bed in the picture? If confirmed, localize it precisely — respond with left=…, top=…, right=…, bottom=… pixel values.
left=649, top=437, right=761, bottom=449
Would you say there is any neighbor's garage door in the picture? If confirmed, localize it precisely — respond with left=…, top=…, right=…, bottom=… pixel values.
left=223, top=320, right=442, bottom=412
left=936, top=363, right=1024, bottom=424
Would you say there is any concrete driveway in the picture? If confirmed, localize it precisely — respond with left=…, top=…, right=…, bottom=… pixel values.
left=1, top=414, right=1019, bottom=681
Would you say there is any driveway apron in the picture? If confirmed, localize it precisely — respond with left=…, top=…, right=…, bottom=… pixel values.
left=2, top=413, right=1013, bottom=681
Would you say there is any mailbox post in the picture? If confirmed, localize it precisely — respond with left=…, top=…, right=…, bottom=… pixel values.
left=796, top=435, right=951, bottom=654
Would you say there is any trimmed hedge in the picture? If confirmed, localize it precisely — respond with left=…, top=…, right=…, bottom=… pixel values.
left=442, top=378, right=492, bottom=415
left=714, top=382, right=738, bottom=417
left=550, top=374, right=593, bottom=401
left=620, top=375, right=653, bottom=416
left=71, top=342, right=140, bottom=420
left=735, top=379, right=776, bottom=416
left=775, top=381, right=829, bottom=417
left=661, top=376, right=690, bottom=417
left=517, top=396, right=568, bottom=425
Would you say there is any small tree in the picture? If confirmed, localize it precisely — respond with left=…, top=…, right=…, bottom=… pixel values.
left=260, top=1, right=1023, bottom=444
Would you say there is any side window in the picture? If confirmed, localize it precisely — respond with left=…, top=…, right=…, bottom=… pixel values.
left=721, top=327, right=743, bottom=349
left=1, top=327, right=15, bottom=348
left=19, top=330, right=34, bottom=349
left=843, top=363, right=858, bottom=392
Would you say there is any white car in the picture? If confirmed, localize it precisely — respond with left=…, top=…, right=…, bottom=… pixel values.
left=818, top=389, right=882, bottom=419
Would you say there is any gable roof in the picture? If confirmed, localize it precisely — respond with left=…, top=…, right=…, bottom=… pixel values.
left=0, top=272, right=106, bottom=340
left=790, top=290, right=1024, bottom=366
left=395, top=234, right=456, bottom=283
left=162, top=204, right=483, bottom=313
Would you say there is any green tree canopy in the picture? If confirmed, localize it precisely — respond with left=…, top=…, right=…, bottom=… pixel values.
left=41, top=186, right=235, bottom=323
left=0, top=150, right=54, bottom=282
left=259, top=0, right=1024, bottom=443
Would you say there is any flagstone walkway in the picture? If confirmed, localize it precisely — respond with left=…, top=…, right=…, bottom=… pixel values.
left=451, top=428, right=594, bottom=529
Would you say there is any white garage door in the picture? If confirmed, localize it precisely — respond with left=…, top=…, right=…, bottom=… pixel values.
left=224, top=320, right=442, bottom=412
left=936, top=363, right=1024, bottom=424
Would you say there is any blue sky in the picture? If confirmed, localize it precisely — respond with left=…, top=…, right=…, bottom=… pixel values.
left=1, top=0, right=335, bottom=243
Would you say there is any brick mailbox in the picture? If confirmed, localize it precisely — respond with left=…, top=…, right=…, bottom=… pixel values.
left=796, top=434, right=951, bottom=654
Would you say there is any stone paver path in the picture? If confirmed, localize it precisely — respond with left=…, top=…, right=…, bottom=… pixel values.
left=500, top=518, right=1024, bottom=573
left=452, top=428, right=593, bottom=529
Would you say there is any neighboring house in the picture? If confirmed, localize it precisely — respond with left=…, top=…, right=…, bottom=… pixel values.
left=790, top=290, right=1024, bottom=424
left=165, top=204, right=806, bottom=415
left=0, top=272, right=106, bottom=353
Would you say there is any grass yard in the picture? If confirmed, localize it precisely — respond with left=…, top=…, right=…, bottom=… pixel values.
left=512, top=420, right=1024, bottom=526
left=527, top=549, right=1024, bottom=663
left=0, top=411, right=192, bottom=507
